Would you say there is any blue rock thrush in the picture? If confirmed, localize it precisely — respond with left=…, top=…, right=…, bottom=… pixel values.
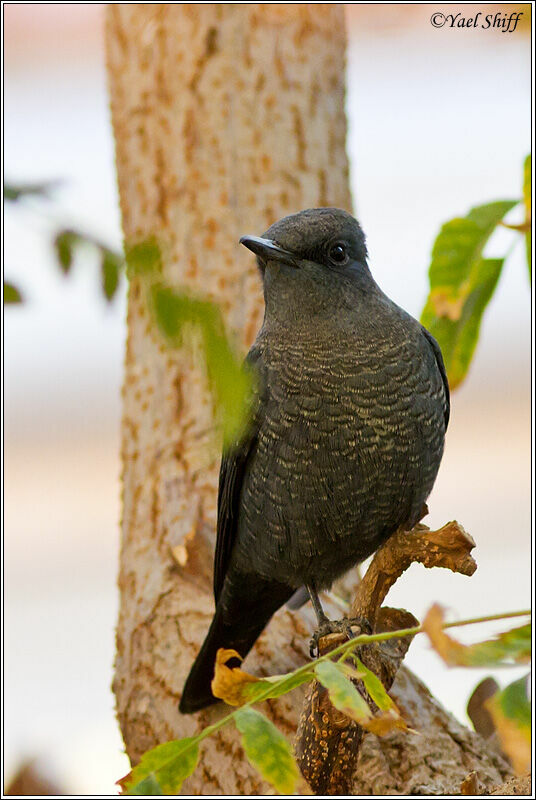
left=180, top=208, right=449, bottom=713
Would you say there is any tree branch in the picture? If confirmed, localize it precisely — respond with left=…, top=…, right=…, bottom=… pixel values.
left=295, top=518, right=479, bottom=795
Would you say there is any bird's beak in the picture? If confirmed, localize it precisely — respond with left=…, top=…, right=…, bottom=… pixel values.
left=239, top=236, right=300, bottom=267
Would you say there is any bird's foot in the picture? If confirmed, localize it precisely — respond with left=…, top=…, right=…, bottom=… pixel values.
left=309, top=616, right=371, bottom=658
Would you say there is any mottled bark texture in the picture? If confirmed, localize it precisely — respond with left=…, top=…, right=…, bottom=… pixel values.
left=106, top=4, right=350, bottom=793
left=296, top=606, right=419, bottom=795
left=106, top=4, right=514, bottom=795
left=354, top=667, right=512, bottom=796
left=296, top=521, right=512, bottom=795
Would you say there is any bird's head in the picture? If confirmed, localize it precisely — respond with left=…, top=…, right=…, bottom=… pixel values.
left=240, top=208, right=377, bottom=325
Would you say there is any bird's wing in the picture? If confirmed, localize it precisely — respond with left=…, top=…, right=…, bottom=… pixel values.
left=421, top=325, right=450, bottom=430
left=213, top=345, right=264, bottom=602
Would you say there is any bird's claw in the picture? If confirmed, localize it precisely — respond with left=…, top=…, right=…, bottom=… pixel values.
left=309, top=616, right=371, bottom=658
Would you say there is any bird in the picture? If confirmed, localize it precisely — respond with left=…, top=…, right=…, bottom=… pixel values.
left=179, top=207, right=449, bottom=714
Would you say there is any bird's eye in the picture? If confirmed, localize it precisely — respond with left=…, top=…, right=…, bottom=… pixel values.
left=328, top=243, right=348, bottom=265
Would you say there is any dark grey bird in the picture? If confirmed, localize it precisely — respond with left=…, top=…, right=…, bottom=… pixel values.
left=179, top=207, right=449, bottom=714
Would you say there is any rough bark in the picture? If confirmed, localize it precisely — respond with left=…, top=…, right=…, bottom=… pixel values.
left=296, top=521, right=512, bottom=795
left=106, top=4, right=515, bottom=795
left=296, top=606, right=419, bottom=795
left=490, top=774, right=532, bottom=795
left=106, top=4, right=350, bottom=793
left=347, top=524, right=511, bottom=795
left=353, top=667, right=512, bottom=796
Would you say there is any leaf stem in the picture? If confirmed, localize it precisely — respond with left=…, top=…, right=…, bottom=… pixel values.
left=130, top=607, right=532, bottom=784
left=443, top=609, right=531, bottom=629
left=187, top=610, right=531, bottom=747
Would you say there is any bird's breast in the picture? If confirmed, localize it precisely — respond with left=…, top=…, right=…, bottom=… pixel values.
left=233, top=322, right=446, bottom=587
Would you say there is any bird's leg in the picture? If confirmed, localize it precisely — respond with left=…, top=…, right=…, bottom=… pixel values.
left=307, top=582, right=330, bottom=628
left=307, top=582, right=332, bottom=657
left=307, top=582, right=370, bottom=658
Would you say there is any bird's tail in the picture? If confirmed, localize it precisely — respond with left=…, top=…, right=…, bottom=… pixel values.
left=179, top=577, right=294, bottom=714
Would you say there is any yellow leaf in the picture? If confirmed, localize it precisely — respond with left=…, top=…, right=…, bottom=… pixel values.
left=487, top=704, right=530, bottom=775
left=431, top=288, right=465, bottom=321
left=422, top=605, right=469, bottom=664
left=422, top=605, right=531, bottom=667
left=211, top=648, right=261, bottom=706
left=317, top=661, right=410, bottom=736
left=345, top=661, right=410, bottom=734
left=234, top=707, right=300, bottom=794
left=485, top=678, right=531, bottom=776
left=364, top=707, right=410, bottom=736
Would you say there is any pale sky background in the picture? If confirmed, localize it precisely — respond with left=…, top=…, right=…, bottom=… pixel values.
left=4, top=4, right=532, bottom=794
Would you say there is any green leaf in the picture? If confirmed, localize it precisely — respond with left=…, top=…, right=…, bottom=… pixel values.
left=316, top=661, right=409, bottom=735
left=119, top=738, right=199, bottom=795
left=4, top=181, right=56, bottom=201
left=423, top=605, right=531, bottom=667
left=125, top=236, right=163, bottom=279
left=4, top=281, right=23, bottom=304
left=150, top=283, right=254, bottom=446
left=127, top=775, right=163, bottom=795
left=421, top=199, right=518, bottom=389
left=101, top=249, right=122, bottom=301
left=54, top=229, right=124, bottom=296
left=315, top=660, right=372, bottom=724
left=351, top=656, right=393, bottom=712
left=253, top=670, right=313, bottom=701
left=486, top=676, right=531, bottom=774
left=234, top=707, right=299, bottom=795
left=523, top=154, right=531, bottom=279
left=151, top=284, right=189, bottom=343
left=422, top=257, right=504, bottom=389
left=428, top=200, right=517, bottom=292
left=498, top=676, right=531, bottom=728
left=54, top=229, right=80, bottom=275
left=202, top=324, right=255, bottom=447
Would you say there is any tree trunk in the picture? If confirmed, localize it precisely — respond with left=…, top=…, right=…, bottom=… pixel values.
left=106, top=4, right=514, bottom=795
left=106, top=4, right=350, bottom=793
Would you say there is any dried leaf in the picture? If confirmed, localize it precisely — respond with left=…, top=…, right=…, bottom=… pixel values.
left=211, top=649, right=260, bottom=706
left=467, top=676, right=500, bottom=738
left=460, top=771, right=481, bottom=795
left=422, top=605, right=531, bottom=667
left=211, top=648, right=311, bottom=706
left=364, top=706, right=410, bottom=736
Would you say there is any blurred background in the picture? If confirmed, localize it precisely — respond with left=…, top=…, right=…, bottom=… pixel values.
left=4, top=4, right=531, bottom=794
